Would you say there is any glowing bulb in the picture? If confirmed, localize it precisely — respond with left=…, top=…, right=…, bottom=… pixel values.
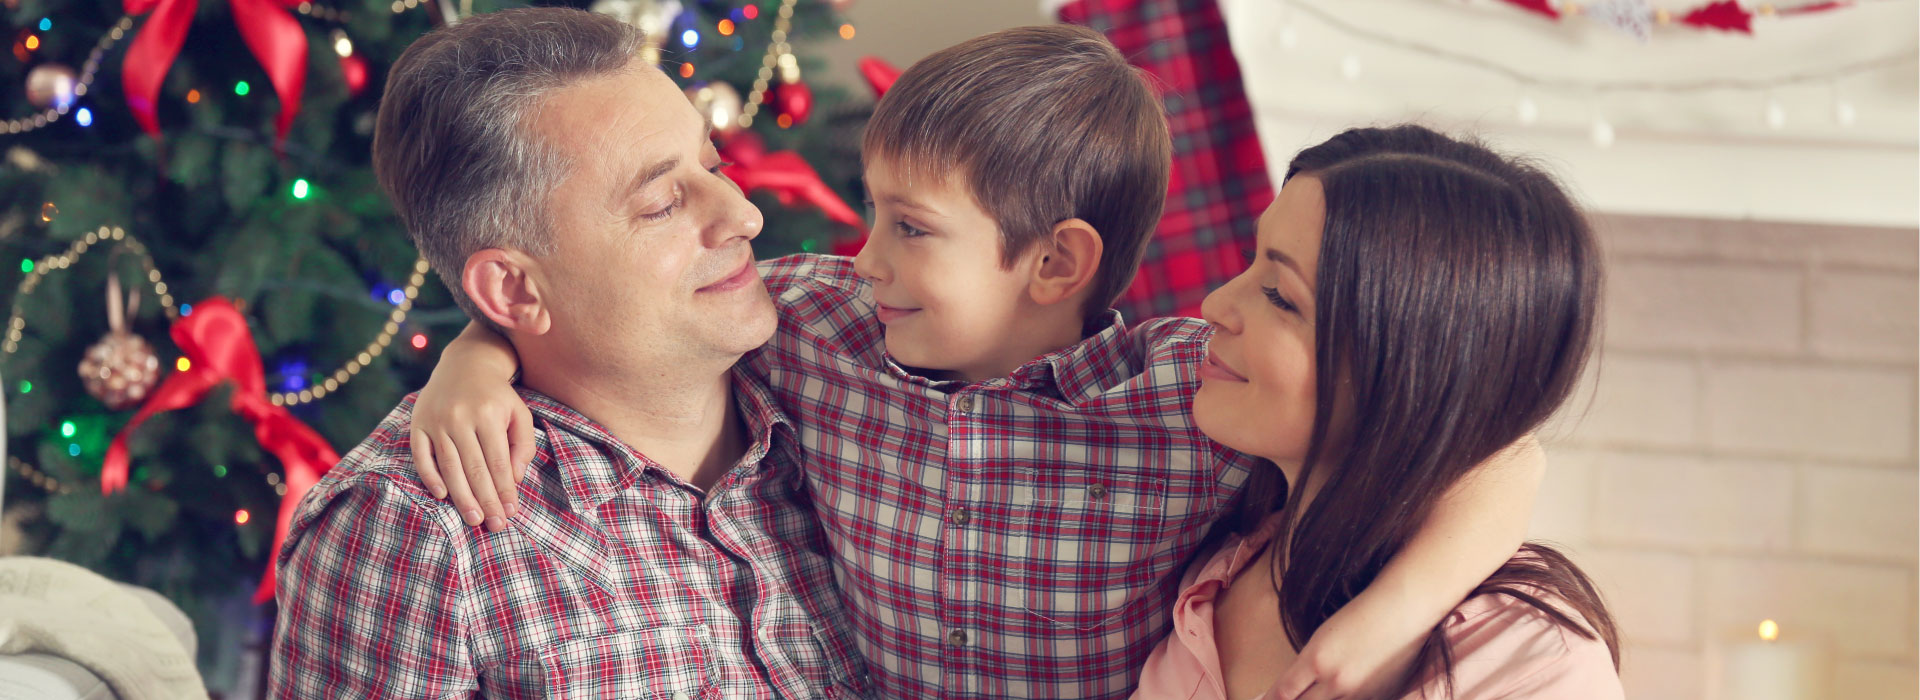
left=1834, top=98, right=1856, bottom=127
left=679, top=62, right=695, bottom=78
left=742, top=4, right=758, bottom=19
left=1758, top=619, right=1779, bottom=642
left=39, top=202, right=55, bottom=222
left=235, top=81, right=251, bottom=96
left=180, top=303, right=193, bottom=316
left=1516, top=96, right=1539, bottom=126
left=187, top=89, right=201, bottom=104
left=411, top=333, right=428, bottom=349
left=75, top=108, right=92, bottom=126
left=176, top=357, right=192, bottom=372
left=718, top=19, right=734, bottom=35
left=23, top=35, right=38, bottom=51
left=292, top=178, right=310, bottom=199
left=840, top=24, right=855, bottom=40
left=213, top=464, right=228, bottom=478
left=1764, top=98, right=1786, bottom=130
left=18, top=259, right=31, bottom=273
left=334, top=35, right=354, bottom=57
left=681, top=29, right=699, bottom=48
left=60, top=421, right=75, bottom=437
left=17, top=380, right=30, bottom=394
left=777, top=114, right=793, bottom=129
left=387, top=289, right=405, bottom=305
left=1340, top=54, right=1362, bottom=82
left=68, top=443, right=80, bottom=456
left=38, top=18, right=51, bottom=31
left=1589, top=116, right=1615, bottom=148
left=235, top=509, right=251, bottom=524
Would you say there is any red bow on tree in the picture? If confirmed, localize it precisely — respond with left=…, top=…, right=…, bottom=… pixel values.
left=102, top=298, right=338, bottom=603
left=859, top=56, right=901, bottom=98
left=122, top=0, right=308, bottom=149
left=719, top=131, right=865, bottom=234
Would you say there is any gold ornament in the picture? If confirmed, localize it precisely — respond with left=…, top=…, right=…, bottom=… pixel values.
left=25, top=64, right=78, bottom=110
left=684, top=82, right=744, bottom=135
left=77, top=261, right=159, bottom=410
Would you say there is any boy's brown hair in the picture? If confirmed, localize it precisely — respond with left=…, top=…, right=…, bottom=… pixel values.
left=863, top=24, right=1171, bottom=317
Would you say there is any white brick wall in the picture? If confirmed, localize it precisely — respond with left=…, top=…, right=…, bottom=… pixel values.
left=1538, top=214, right=1919, bottom=698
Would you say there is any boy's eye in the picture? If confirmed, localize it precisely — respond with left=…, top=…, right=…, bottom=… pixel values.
left=895, top=220, right=928, bottom=238
left=708, top=161, right=734, bottom=175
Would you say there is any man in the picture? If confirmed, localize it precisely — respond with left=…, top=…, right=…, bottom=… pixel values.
left=267, top=8, right=868, bottom=698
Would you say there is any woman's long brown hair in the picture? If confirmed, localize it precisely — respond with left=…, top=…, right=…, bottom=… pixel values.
left=1224, top=125, right=1619, bottom=696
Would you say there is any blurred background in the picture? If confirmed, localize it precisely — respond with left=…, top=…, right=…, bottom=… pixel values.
left=0, top=0, right=1913, bottom=697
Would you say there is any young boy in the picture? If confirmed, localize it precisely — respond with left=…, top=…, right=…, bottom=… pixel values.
left=410, top=25, right=1541, bottom=699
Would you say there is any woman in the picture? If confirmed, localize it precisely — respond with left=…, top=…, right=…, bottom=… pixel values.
left=1135, top=125, right=1621, bottom=699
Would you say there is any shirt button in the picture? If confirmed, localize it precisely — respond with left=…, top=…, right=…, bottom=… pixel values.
left=947, top=507, right=970, bottom=526
left=947, top=629, right=970, bottom=646
left=1088, top=483, right=1108, bottom=500
left=955, top=395, right=974, bottom=414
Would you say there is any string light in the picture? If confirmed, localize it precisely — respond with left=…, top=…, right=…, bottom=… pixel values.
left=235, top=509, right=251, bottom=524
left=75, top=108, right=92, bottom=126
left=742, top=4, right=758, bottom=19
left=235, top=80, right=251, bottom=96
left=680, top=62, right=695, bottom=78
left=17, top=259, right=30, bottom=273
left=17, top=381, right=30, bottom=394
left=180, top=303, right=193, bottom=316
left=186, top=89, right=201, bottom=103
left=67, top=444, right=80, bottom=457
left=410, top=333, right=428, bottom=349
left=292, top=178, right=311, bottom=199
left=3, top=15, right=130, bottom=135
left=24, top=35, right=39, bottom=51
left=777, top=114, right=792, bottom=128
left=840, top=24, right=855, bottom=39
left=39, top=202, right=55, bottom=222
left=386, top=289, right=405, bottom=305
left=176, top=357, right=191, bottom=372
left=38, top=18, right=51, bottom=31
left=718, top=19, right=735, bottom=36
left=682, top=29, right=700, bottom=48
left=60, top=421, right=75, bottom=438
left=213, top=464, right=228, bottom=478
left=333, top=33, right=354, bottom=57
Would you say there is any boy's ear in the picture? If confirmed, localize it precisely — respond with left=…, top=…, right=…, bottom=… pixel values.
left=462, top=249, right=553, bottom=336
left=1027, top=218, right=1104, bottom=308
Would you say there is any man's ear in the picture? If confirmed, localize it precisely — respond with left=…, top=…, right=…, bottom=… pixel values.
left=462, top=249, right=552, bottom=336
left=1027, top=218, right=1104, bottom=308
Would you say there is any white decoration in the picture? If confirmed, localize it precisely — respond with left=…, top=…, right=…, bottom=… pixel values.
left=1584, top=0, right=1653, bottom=42
left=1590, top=115, right=1615, bottom=148
left=1516, top=95, right=1539, bottom=125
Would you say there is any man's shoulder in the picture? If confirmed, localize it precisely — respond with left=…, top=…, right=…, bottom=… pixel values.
left=281, top=394, right=458, bottom=560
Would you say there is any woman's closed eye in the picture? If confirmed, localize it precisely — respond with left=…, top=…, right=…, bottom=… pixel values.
left=1262, top=286, right=1299, bottom=313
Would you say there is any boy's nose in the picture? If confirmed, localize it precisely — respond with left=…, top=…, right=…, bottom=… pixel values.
left=851, top=236, right=886, bottom=283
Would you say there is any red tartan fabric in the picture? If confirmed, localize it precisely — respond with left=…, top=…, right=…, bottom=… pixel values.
left=1058, top=0, right=1274, bottom=320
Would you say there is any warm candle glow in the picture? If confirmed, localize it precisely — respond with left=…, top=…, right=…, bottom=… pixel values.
left=1759, top=619, right=1780, bottom=642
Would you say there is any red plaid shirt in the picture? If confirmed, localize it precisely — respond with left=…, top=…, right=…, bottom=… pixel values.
left=750, top=255, right=1257, bottom=699
left=269, top=369, right=870, bottom=699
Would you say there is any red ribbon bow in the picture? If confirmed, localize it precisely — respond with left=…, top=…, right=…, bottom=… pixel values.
left=719, top=131, right=866, bottom=232
left=102, top=298, right=338, bottom=603
left=122, top=0, right=308, bottom=149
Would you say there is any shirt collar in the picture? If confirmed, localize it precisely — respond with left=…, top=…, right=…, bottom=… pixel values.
left=517, top=365, right=796, bottom=511
left=1000, top=309, right=1136, bottom=401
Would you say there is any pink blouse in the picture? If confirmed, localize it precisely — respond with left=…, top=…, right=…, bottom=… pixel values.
left=1132, top=515, right=1623, bottom=700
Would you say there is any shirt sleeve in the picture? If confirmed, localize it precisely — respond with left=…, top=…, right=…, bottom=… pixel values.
left=268, top=477, right=477, bottom=700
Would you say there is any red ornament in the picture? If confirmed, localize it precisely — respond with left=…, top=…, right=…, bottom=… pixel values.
left=858, top=56, right=900, bottom=98
left=775, top=80, right=813, bottom=126
left=1681, top=0, right=1754, bottom=32
left=340, top=51, right=368, bottom=97
left=102, top=298, right=340, bottom=603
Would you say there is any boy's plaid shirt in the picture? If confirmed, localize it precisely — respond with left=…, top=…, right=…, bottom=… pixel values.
left=269, top=370, right=871, bottom=699
left=750, top=255, right=1257, bottom=699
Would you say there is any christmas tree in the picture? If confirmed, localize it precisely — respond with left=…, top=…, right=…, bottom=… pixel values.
left=0, top=0, right=866, bottom=690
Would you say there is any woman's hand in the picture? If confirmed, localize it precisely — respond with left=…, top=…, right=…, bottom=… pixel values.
left=1271, top=590, right=1429, bottom=700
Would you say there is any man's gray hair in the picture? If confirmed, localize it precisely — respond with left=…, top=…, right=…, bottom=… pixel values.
left=373, top=7, right=645, bottom=323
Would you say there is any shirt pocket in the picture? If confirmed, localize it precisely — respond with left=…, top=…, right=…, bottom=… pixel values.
left=756, top=618, right=875, bottom=699
left=537, top=626, right=716, bottom=700
left=1013, top=467, right=1170, bottom=631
